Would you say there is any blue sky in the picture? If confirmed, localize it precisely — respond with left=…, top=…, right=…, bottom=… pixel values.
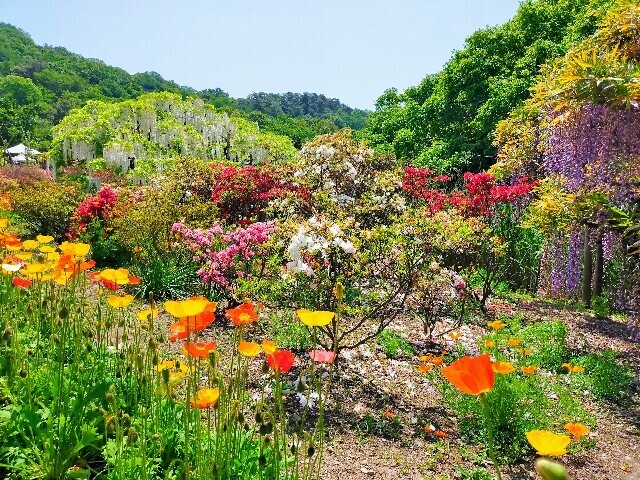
left=0, top=0, right=521, bottom=109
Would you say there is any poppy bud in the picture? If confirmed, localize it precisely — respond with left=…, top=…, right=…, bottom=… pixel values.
left=118, top=319, right=125, bottom=327
left=290, top=444, right=297, bottom=455
left=152, top=353, right=159, bottom=366
left=26, top=305, right=33, bottom=316
left=19, top=369, right=27, bottom=378
left=212, top=464, right=218, bottom=479
left=106, top=387, right=116, bottom=404
left=59, top=307, right=69, bottom=319
left=122, top=414, right=131, bottom=429
left=26, top=348, right=33, bottom=356
left=152, top=433, right=160, bottom=441
left=307, top=446, right=315, bottom=458
left=148, top=339, right=157, bottom=350
left=105, top=416, right=116, bottom=435
left=162, top=367, right=170, bottom=385
left=535, top=459, right=570, bottom=480
left=237, top=412, right=245, bottom=424
left=41, top=300, right=47, bottom=309
left=209, top=351, right=216, bottom=369
left=296, top=380, right=307, bottom=393
left=259, top=422, right=273, bottom=436
left=334, top=281, right=345, bottom=300
left=52, top=335, right=60, bottom=345
left=127, top=427, right=138, bottom=445
left=121, top=333, right=128, bottom=343
left=258, top=454, right=267, bottom=468
left=2, top=328, right=12, bottom=341
left=261, top=359, right=269, bottom=374
left=175, top=360, right=181, bottom=370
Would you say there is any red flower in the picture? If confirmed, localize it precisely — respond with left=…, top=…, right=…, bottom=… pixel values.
left=267, top=350, right=295, bottom=373
left=13, top=277, right=31, bottom=288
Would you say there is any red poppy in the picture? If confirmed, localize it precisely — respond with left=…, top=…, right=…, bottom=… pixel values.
left=309, top=350, right=336, bottom=364
left=440, top=353, right=495, bottom=396
left=182, top=341, right=217, bottom=358
left=12, top=277, right=31, bottom=288
left=128, top=275, right=141, bottom=285
left=226, top=302, right=259, bottom=326
left=267, top=350, right=295, bottom=373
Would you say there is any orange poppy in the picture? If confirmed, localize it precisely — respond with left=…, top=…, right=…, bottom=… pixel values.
left=564, top=422, right=589, bottom=440
left=190, top=388, right=220, bottom=409
left=487, top=320, right=506, bottom=330
left=441, top=353, right=494, bottom=396
left=182, top=341, right=217, bottom=358
left=562, top=363, right=585, bottom=373
left=226, top=303, right=259, bottom=326
left=431, top=355, right=444, bottom=366
left=418, top=364, right=433, bottom=373
left=517, top=348, right=533, bottom=356
left=484, top=340, right=496, bottom=348
left=262, top=340, right=278, bottom=355
left=309, top=349, right=336, bottom=364
left=492, top=361, right=515, bottom=374
left=382, top=411, right=395, bottom=419
left=521, top=365, right=537, bottom=375
left=419, top=355, right=433, bottom=362
left=267, top=349, right=295, bottom=373
left=434, top=430, right=449, bottom=438
left=507, top=338, right=523, bottom=347
left=448, top=331, right=461, bottom=340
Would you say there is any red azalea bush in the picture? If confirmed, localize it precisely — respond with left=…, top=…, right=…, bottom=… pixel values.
left=68, top=187, right=119, bottom=238
left=401, top=167, right=536, bottom=217
left=209, top=163, right=310, bottom=224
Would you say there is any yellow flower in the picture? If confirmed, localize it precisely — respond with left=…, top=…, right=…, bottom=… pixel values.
left=107, top=294, right=134, bottom=309
left=0, top=218, right=9, bottom=230
left=296, top=309, right=335, bottom=327
left=137, top=309, right=159, bottom=322
left=487, top=320, right=506, bottom=330
left=99, top=268, right=131, bottom=285
left=526, top=430, right=570, bottom=456
left=262, top=340, right=278, bottom=355
left=54, top=270, right=74, bottom=285
left=164, top=298, right=209, bottom=318
left=154, top=360, right=176, bottom=371
left=36, top=235, right=54, bottom=244
left=46, top=251, right=61, bottom=261
left=238, top=340, right=261, bottom=357
left=22, top=262, right=50, bottom=275
left=507, top=338, right=522, bottom=347
left=59, top=241, right=91, bottom=258
left=22, top=240, right=39, bottom=250
left=39, top=245, right=56, bottom=253
left=14, top=252, right=32, bottom=261
left=492, top=361, right=515, bottom=374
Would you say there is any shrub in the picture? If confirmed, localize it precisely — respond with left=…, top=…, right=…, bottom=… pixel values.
left=4, top=179, right=84, bottom=240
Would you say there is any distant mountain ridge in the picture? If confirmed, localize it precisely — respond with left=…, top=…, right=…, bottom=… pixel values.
left=0, top=23, right=368, bottom=149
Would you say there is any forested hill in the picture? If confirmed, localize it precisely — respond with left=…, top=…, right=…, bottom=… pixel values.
left=363, top=0, right=616, bottom=174
left=0, top=23, right=367, bottom=150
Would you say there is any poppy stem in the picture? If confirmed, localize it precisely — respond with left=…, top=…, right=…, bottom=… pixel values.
left=479, top=393, right=503, bottom=480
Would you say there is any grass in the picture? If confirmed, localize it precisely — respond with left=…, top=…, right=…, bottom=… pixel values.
left=377, top=329, right=415, bottom=359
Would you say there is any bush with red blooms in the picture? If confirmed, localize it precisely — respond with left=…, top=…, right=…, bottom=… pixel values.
left=401, top=168, right=536, bottom=217
left=209, top=163, right=310, bottom=224
left=68, top=187, right=119, bottom=238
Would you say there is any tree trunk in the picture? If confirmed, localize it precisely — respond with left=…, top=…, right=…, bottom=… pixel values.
left=594, top=231, right=604, bottom=297
left=582, top=226, right=593, bottom=308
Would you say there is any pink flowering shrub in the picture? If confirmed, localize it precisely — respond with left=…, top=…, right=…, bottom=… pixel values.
left=68, top=187, right=119, bottom=238
left=172, top=220, right=278, bottom=293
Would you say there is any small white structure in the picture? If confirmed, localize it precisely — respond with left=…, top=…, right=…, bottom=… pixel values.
left=6, top=144, right=41, bottom=164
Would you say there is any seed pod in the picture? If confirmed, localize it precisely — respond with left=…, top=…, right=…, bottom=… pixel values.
left=237, top=412, right=245, bottom=424
left=162, top=367, right=170, bottom=385
left=59, top=307, right=68, bottom=319
left=255, top=412, right=263, bottom=424
left=105, top=416, right=116, bottom=435
left=127, top=427, right=138, bottom=444
left=290, top=444, right=297, bottom=455
left=122, top=414, right=131, bottom=429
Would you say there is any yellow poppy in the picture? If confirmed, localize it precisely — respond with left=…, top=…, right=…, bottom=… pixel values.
left=107, top=294, right=134, bottom=309
left=526, top=430, right=570, bottom=456
left=14, top=252, right=32, bottom=261
left=164, top=298, right=209, bottom=318
left=59, top=242, right=91, bottom=258
left=36, top=235, right=54, bottom=244
left=262, top=340, right=278, bottom=355
left=296, top=309, right=335, bottom=327
left=39, top=245, right=56, bottom=253
left=238, top=340, right=261, bottom=357
left=22, top=240, right=39, bottom=250
left=137, top=309, right=159, bottom=322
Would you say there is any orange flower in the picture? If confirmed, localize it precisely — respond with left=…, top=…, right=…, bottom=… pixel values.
left=431, top=355, right=444, bottom=366
left=309, top=349, right=336, bottom=363
left=492, top=361, right=515, bottom=375
left=182, top=341, right=217, bottom=358
left=484, top=339, right=496, bottom=348
left=507, top=338, right=522, bottom=347
left=165, top=298, right=210, bottom=318
left=419, top=355, right=433, bottom=362
left=382, top=411, right=395, bottom=419
left=448, top=331, right=461, bottom=340
left=266, top=349, right=295, bottom=373
left=418, top=364, right=433, bottom=373
left=521, top=365, right=537, bottom=375
left=564, top=422, right=589, bottom=440
left=226, top=303, right=259, bottom=326
left=441, top=354, right=494, bottom=396
left=487, top=320, right=506, bottom=330
left=562, top=363, right=585, bottom=373
left=238, top=340, right=261, bottom=357
left=190, top=388, right=219, bottom=409
left=517, top=348, right=533, bottom=356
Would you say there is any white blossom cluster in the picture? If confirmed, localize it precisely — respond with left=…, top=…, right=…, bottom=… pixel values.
left=285, top=217, right=356, bottom=276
